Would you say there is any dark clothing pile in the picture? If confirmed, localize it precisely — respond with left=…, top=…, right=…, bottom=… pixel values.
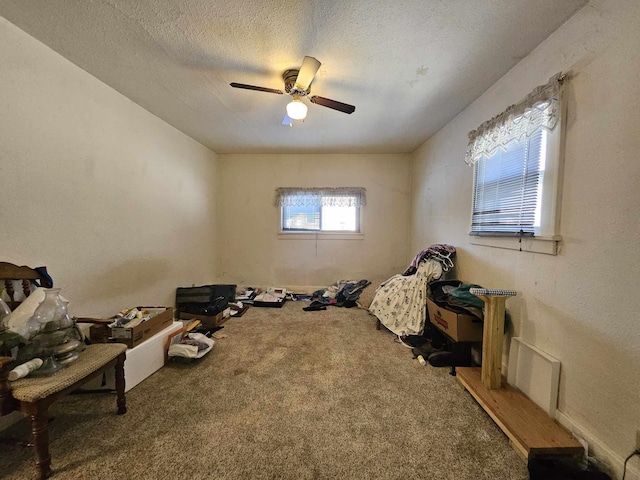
left=428, top=280, right=484, bottom=320
left=306, top=279, right=371, bottom=310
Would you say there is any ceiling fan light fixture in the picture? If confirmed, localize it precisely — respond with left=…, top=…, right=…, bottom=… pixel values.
left=230, top=57, right=355, bottom=123
left=286, top=95, right=308, bottom=120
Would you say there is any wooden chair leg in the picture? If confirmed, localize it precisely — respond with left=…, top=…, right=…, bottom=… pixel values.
left=376, top=319, right=381, bottom=330
left=30, top=411, right=52, bottom=479
left=114, top=353, right=127, bottom=415
left=0, top=362, right=17, bottom=414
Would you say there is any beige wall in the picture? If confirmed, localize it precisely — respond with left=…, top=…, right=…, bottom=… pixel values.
left=0, top=18, right=219, bottom=317
left=217, top=154, right=411, bottom=287
left=410, top=0, right=640, bottom=476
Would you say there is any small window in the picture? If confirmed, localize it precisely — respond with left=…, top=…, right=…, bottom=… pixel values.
left=466, top=74, right=565, bottom=244
left=276, top=188, right=365, bottom=234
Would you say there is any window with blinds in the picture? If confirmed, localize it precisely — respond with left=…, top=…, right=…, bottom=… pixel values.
left=471, top=129, right=546, bottom=235
left=466, top=74, right=566, bottom=247
left=277, top=188, right=364, bottom=233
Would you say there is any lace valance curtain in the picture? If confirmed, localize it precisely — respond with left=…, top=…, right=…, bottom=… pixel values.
left=275, top=187, right=366, bottom=207
left=465, top=72, right=566, bottom=166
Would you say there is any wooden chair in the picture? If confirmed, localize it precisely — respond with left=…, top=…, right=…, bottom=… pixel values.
left=0, top=262, right=128, bottom=479
left=2, top=263, right=53, bottom=310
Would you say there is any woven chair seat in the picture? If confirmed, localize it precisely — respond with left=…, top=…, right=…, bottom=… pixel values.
left=10, top=343, right=127, bottom=402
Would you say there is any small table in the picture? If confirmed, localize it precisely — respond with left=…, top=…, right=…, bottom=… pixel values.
left=1, top=343, right=127, bottom=479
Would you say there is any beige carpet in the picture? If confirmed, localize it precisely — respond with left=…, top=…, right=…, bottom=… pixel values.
left=0, top=302, right=528, bottom=479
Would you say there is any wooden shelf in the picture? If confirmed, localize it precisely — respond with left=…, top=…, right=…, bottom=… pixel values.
left=457, top=367, right=583, bottom=459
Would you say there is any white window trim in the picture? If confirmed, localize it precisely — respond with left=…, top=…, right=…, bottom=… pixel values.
left=469, top=235, right=560, bottom=255
left=538, top=108, right=565, bottom=239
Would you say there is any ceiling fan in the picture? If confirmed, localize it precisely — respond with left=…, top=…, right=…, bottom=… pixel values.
left=230, top=56, right=355, bottom=126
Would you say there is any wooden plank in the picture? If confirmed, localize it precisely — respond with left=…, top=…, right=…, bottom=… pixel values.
left=457, top=366, right=583, bottom=458
left=479, top=296, right=507, bottom=388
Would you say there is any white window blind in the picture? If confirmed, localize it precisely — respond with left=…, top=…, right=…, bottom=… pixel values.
left=471, top=130, right=544, bottom=235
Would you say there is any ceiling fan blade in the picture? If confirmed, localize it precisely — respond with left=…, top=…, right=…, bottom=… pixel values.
left=282, top=113, right=293, bottom=127
left=294, top=56, right=321, bottom=91
left=230, top=83, right=284, bottom=95
left=310, top=96, right=356, bottom=114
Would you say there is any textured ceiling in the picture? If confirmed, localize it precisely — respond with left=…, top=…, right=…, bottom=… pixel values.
left=0, top=0, right=587, bottom=154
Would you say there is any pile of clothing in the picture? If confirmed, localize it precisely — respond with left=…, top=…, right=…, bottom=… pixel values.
left=167, top=332, right=214, bottom=360
left=403, top=244, right=456, bottom=276
left=369, top=244, right=456, bottom=336
left=304, top=279, right=371, bottom=311
left=427, top=280, right=484, bottom=321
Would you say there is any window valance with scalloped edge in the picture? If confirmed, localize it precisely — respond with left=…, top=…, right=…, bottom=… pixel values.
left=465, top=72, right=566, bottom=166
left=275, top=187, right=366, bottom=207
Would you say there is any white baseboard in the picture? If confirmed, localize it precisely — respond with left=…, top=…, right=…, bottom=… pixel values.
left=555, top=410, right=639, bottom=480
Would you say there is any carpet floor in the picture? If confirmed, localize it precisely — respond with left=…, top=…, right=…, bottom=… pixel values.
left=0, top=302, right=528, bottom=479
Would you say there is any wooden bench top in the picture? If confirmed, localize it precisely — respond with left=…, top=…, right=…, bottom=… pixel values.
left=456, top=366, right=583, bottom=458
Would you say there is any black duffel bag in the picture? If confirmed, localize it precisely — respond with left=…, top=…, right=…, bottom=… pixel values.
left=176, top=284, right=237, bottom=316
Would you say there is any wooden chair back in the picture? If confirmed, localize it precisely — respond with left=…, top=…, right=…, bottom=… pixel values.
left=0, top=262, right=53, bottom=410
left=0, top=262, right=53, bottom=311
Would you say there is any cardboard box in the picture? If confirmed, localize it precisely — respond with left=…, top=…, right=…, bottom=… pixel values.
left=87, top=318, right=112, bottom=343
left=179, top=310, right=226, bottom=328
left=81, top=321, right=183, bottom=392
left=426, top=297, right=483, bottom=342
left=110, top=307, right=174, bottom=348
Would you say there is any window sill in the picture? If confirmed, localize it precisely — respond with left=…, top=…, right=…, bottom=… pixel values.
left=278, top=232, right=364, bottom=240
left=469, top=235, right=560, bottom=255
